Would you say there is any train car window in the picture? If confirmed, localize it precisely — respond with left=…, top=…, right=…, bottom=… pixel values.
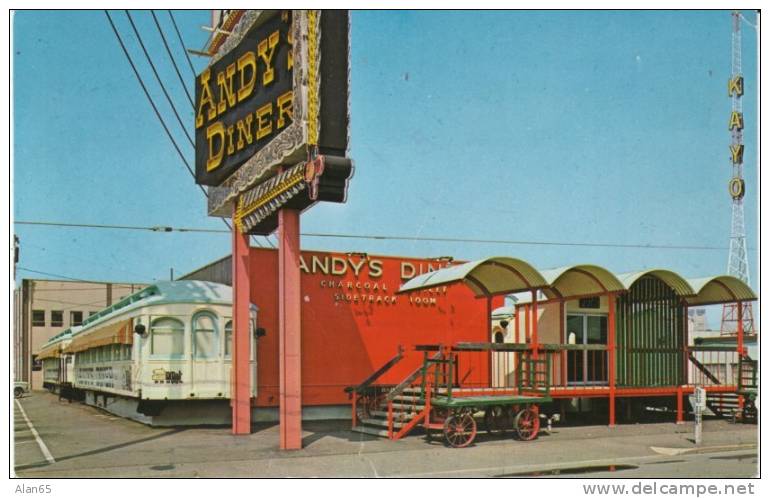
left=224, top=320, right=233, bottom=358
left=193, top=312, right=219, bottom=359
left=150, top=317, right=185, bottom=357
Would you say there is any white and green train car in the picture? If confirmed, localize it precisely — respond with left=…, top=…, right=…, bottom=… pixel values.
left=38, top=328, right=76, bottom=393
left=61, top=280, right=259, bottom=425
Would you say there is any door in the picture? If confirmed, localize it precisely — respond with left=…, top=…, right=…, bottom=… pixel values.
left=567, top=314, right=608, bottom=385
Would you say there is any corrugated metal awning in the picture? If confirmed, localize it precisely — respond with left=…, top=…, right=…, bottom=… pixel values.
left=616, top=269, right=696, bottom=297
left=64, top=318, right=134, bottom=353
left=398, top=257, right=548, bottom=297
left=685, top=276, right=757, bottom=305
left=540, top=264, right=626, bottom=299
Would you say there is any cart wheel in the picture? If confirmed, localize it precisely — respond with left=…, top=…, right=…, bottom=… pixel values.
left=356, top=394, right=378, bottom=422
left=484, top=405, right=511, bottom=435
left=515, top=405, right=540, bottom=441
left=443, top=412, right=477, bottom=448
left=14, top=387, right=23, bottom=399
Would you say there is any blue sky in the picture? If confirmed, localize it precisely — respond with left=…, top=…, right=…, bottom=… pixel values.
left=12, top=10, right=759, bottom=325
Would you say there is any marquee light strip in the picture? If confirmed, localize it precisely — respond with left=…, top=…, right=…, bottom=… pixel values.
left=234, top=162, right=308, bottom=232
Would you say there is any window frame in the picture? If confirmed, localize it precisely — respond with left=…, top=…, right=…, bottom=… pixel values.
left=192, top=311, right=219, bottom=359
left=149, top=317, right=186, bottom=359
left=32, top=310, right=46, bottom=327
left=51, top=310, right=64, bottom=327
left=70, top=310, right=84, bottom=326
left=223, top=319, right=233, bottom=359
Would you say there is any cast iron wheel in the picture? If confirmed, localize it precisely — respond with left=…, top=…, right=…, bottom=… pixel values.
left=514, top=405, right=540, bottom=441
left=742, top=399, right=758, bottom=422
left=483, top=405, right=511, bottom=435
left=356, top=394, right=378, bottom=422
left=443, top=412, right=477, bottom=448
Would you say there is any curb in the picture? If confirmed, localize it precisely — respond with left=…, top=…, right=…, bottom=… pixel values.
left=650, top=443, right=757, bottom=456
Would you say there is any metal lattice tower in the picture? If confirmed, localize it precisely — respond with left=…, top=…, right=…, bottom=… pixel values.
left=721, top=11, right=754, bottom=336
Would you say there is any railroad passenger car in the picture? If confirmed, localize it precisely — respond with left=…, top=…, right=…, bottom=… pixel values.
left=38, top=328, right=75, bottom=393
left=52, top=280, right=259, bottom=424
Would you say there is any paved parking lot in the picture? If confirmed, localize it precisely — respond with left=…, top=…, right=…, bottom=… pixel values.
left=13, top=392, right=758, bottom=478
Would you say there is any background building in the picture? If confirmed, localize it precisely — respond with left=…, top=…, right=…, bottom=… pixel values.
left=14, top=279, right=147, bottom=389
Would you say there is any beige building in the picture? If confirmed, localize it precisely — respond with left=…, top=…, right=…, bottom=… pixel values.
left=14, top=279, right=147, bottom=390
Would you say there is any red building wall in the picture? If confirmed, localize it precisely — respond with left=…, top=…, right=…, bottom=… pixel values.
left=249, top=248, right=494, bottom=407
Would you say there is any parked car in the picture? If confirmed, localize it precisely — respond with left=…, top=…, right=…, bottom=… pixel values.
left=14, top=381, right=29, bottom=399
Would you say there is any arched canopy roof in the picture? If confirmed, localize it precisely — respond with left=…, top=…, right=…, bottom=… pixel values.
left=397, top=257, right=548, bottom=297
left=685, top=276, right=757, bottom=305
left=616, top=269, right=695, bottom=297
left=540, top=264, right=626, bottom=299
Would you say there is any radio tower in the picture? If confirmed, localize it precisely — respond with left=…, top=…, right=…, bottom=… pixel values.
left=721, top=10, right=755, bottom=337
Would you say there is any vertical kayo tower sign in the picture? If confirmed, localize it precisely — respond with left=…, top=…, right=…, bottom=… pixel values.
left=195, top=10, right=353, bottom=448
left=722, top=11, right=754, bottom=337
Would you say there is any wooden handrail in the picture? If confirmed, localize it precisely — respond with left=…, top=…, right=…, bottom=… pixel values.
left=344, top=345, right=404, bottom=395
left=454, top=342, right=607, bottom=352
left=385, top=350, right=443, bottom=402
left=688, top=352, right=721, bottom=385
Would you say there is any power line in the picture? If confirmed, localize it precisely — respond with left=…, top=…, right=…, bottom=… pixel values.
left=16, top=220, right=225, bottom=233
left=17, top=266, right=154, bottom=284
left=299, top=233, right=739, bottom=252
left=104, top=10, right=234, bottom=235
left=14, top=220, right=749, bottom=252
left=150, top=10, right=195, bottom=110
left=124, top=10, right=194, bottom=148
left=105, top=11, right=196, bottom=182
left=167, top=10, right=197, bottom=79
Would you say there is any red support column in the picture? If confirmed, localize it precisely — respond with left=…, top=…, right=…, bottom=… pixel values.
left=559, top=300, right=566, bottom=387
left=608, top=293, right=616, bottom=427
left=683, top=303, right=689, bottom=386
left=278, top=208, right=302, bottom=450
left=514, top=305, right=520, bottom=344
left=524, top=304, right=529, bottom=343
left=737, top=301, right=744, bottom=355
left=531, top=291, right=538, bottom=359
left=231, top=211, right=252, bottom=435
left=487, top=296, right=492, bottom=388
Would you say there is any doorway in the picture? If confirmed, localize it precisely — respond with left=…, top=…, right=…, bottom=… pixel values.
left=566, top=314, right=608, bottom=385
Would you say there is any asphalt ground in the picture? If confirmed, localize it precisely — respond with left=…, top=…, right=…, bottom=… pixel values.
left=13, top=391, right=759, bottom=478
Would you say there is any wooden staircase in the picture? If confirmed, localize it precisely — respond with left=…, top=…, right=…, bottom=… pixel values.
left=688, top=350, right=758, bottom=422
left=347, top=348, right=450, bottom=440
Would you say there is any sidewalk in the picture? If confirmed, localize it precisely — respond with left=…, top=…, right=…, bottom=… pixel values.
left=14, top=392, right=758, bottom=478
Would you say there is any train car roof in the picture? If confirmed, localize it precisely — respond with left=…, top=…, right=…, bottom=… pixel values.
left=76, top=280, right=244, bottom=334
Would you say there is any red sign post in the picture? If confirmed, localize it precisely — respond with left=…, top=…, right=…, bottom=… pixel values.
left=196, top=10, right=352, bottom=449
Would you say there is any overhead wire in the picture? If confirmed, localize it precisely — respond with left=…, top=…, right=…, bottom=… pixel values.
left=14, top=220, right=746, bottom=252
left=124, top=10, right=195, bottom=148
left=17, top=266, right=156, bottom=284
left=167, top=10, right=197, bottom=78
left=150, top=10, right=195, bottom=109
left=106, top=11, right=274, bottom=248
left=104, top=10, right=235, bottom=236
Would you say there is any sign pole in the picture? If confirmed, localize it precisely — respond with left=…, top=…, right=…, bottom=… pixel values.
left=232, top=206, right=252, bottom=434
left=694, top=386, right=705, bottom=445
left=279, top=207, right=302, bottom=449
